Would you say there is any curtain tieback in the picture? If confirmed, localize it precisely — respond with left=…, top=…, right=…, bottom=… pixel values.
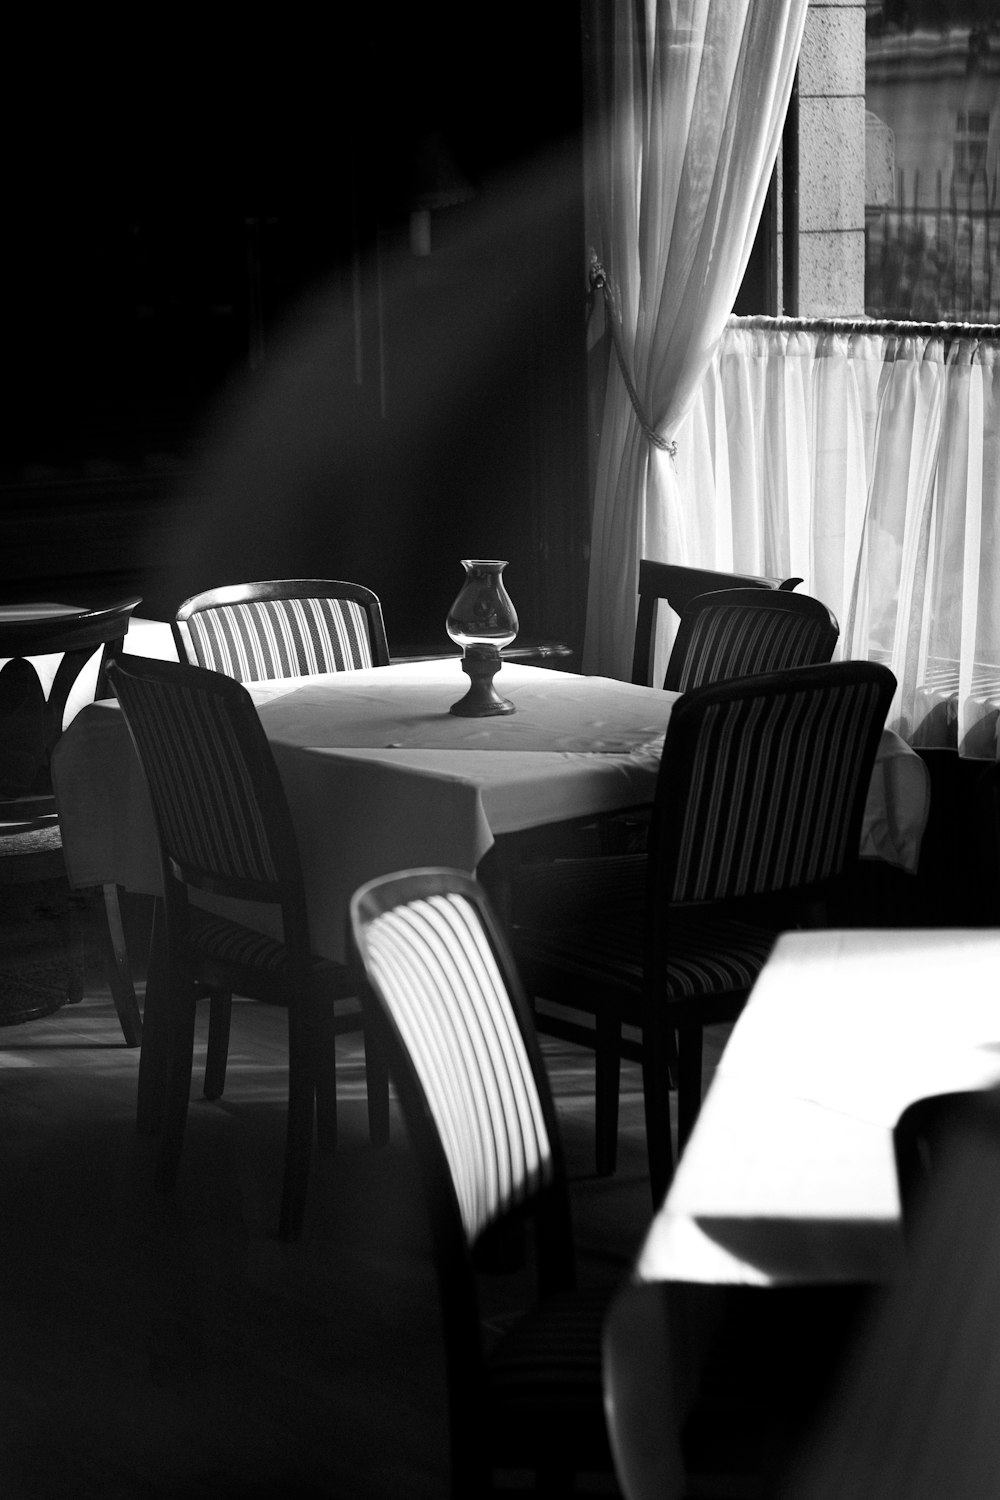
left=589, top=258, right=677, bottom=459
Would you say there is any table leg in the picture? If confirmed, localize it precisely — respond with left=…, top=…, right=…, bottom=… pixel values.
left=475, top=842, right=514, bottom=931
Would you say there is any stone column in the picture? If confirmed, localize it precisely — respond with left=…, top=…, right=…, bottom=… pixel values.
left=793, top=0, right=867, bottom=317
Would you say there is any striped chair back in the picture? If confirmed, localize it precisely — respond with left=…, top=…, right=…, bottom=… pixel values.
left=664, top=588, right=839, bottom=693
left=351, top=870, right=563, bottom=1248
left=173, top=580, right=390, bottom=683
left=631, top=560, right=802, bottom=687
left=652, top=661, right=896, bottom=907
left=107, top=655, right=297, bottom=898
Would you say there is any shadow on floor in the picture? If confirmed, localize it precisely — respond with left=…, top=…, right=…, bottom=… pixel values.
left=0, top=884, right=662, bottom=1499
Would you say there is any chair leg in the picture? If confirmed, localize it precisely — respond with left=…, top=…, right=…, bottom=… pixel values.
left=279, top=1007, right=316, bottom=1240
left=155, top=980, right=198, bottom=1193
left=137, top=902, right=170, bottom=1136
left=314, top=1013, right=339, bottom=1154
left=595, top=1008, right=621, bottom=1177
left=676, top=1025, right=704, bottom=1156
left=364, top=1023, right=390, bottom=1147
left=100, top=883, right=143, bottom=1046
left=64, top=889, right=87, bottom=1005
left=642, top=1016, right=675, bottom=1206
left=202, top=987, right=232, bottom=1100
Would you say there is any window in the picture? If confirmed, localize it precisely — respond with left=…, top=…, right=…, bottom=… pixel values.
left=865, top=3, right=998, bottom=321
left=954, top=109, right=991, bottom=183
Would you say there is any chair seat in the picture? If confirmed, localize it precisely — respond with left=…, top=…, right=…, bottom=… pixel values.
left=514, top=851, right=648, bottom=923
left=186, top=908, right=357, bottom=1001
left=513, top=855, right=777, bottom=1009
left=484, top=1288, right=612, bottom=1468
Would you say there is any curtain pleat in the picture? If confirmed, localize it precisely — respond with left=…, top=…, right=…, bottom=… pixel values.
left=678, top=318, right=1000, bottom=757
left=581, top=0, right=809, bottom=680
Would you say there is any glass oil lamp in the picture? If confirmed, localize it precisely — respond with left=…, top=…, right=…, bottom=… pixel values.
left=446, top=559, right=518, bottom=716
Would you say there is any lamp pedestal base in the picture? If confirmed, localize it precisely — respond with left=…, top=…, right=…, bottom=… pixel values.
left=450, top=645, right=515, bottom=717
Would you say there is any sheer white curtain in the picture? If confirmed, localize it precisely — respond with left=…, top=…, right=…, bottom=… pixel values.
left=680, top=319, right=1000, bottom=756
left=581, top=0, right=808, bottom=679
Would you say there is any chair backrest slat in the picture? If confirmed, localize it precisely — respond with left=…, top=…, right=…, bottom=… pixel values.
left=653, top=662, right=895, bottom=907
left=352, top=867, right=579, bottom=1499
left=631, top=561, right=798, bottom=686
left=174, top=580, right=390, bottom=683
left=108, top=656, right=297, bottom=900
left=357, top=884, right=555, bottom=1244
left=664, top=588, right=839, bottom=692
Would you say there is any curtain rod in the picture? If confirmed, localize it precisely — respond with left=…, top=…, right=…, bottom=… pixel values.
left=731, top=314, right=1000, bottom=341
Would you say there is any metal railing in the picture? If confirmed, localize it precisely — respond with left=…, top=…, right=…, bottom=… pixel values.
left=866, top=166, right=1000, bottom=323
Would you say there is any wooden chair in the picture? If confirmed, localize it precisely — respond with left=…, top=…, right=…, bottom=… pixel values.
left=631, top=560, right=802, bottom=687
left=0, top=598, right=143, bottom=1042
left=605, top=586, right=838, bottom=856
left=663, top=587, right=839, bottom=692
left=349, top=867, right=613, bottom=1498
left=512, top=662, right=896, bottom=1198
left=173, top=579, right=391, bottom=681
left=106, top=653, right=388, bottom=1240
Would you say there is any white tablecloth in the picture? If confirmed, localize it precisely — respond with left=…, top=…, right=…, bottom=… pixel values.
left=51, top=658, right=931, bottom=963
left=53, top=660, right=674, bottom=959
left=635, top=926, right=1000, bottom=1289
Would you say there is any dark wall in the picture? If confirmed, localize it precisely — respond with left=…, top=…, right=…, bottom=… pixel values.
left=3, top=10, right=589, bottom=654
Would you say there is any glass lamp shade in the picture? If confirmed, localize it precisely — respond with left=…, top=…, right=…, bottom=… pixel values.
left=446, top=559, right=518, bottom=651
left=446, top=560, right=519, bottom=717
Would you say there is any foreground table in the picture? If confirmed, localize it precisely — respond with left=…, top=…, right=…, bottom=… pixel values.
left=634, top=927, right=1000, bottom=1287
left=603, top=927, right=1000, bottom=1498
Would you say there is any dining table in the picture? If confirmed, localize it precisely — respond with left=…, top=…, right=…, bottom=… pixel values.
left=51, top=647, right=931, bottom=969
left=0, top=602, right=172, bottom=721
left=601, top=925, right=1000, bottom=1499
left=0, top=601, right=103, bottom=708
left=0, top=599, right=158, bottom=1034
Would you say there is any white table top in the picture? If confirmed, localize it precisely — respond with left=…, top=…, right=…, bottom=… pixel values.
left=634, top=926, right=1000, bottom=1288
left=51, top=656, right=931, bottom=964
left=53, top=659, right=674, bottom=960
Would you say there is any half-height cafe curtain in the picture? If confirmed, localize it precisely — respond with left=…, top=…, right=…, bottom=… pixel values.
left=677, top=318, right=1000, bottom=757
left=581, top=0, right=808, bottom=679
